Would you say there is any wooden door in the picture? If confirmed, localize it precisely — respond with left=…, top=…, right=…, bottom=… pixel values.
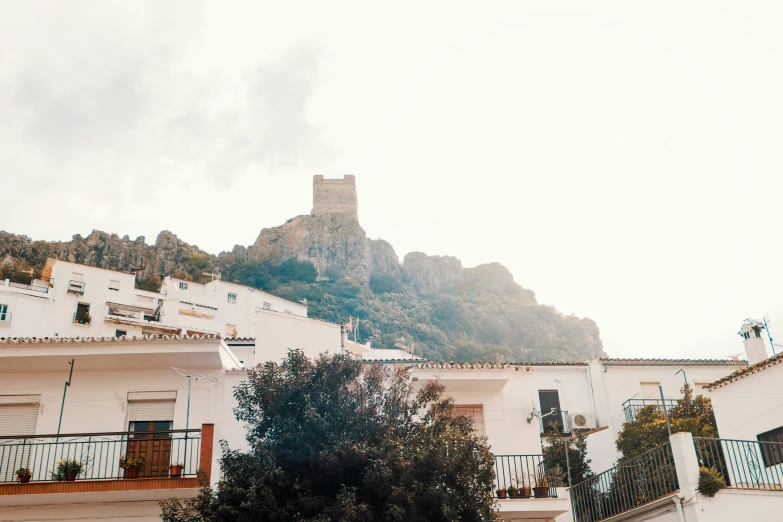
left=127, top=421, right=172, bottom=477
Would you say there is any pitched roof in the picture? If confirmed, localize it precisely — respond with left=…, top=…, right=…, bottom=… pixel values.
left=0, top=334, right=221, bottom=344
left=706, top=352, right=783, bottom=389
left=599, top=357, right=745, bottom=367
left=411, top=361, right=588, bottom=370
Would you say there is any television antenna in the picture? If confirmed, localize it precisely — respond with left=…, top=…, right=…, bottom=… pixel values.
left=171, top=368, right=220, bottom=431
left=763, top=315, right=781, bottom=356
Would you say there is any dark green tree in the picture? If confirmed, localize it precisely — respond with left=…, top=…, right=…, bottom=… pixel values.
left=161, top=350, right=500, bottom=522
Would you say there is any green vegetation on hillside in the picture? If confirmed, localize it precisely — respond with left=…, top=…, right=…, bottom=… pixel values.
left=219, top=257, right=602, bottom=362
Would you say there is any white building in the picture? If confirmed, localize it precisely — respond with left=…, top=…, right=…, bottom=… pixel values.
left=0, top=334, right=241, bottom=522
left=0, top=259, right=306, bottom=341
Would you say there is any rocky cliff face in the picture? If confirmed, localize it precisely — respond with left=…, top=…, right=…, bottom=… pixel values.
left=247, top=214, right=399, bottom=282
left=0, top=229, right=218, bottom=283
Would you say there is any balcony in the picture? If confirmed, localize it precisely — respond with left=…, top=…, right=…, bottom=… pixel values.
left=0, top=425, right=212, bottom=502
left=622, top=398, right=678, bottom=423
left=494, top=454, right=570, bottom=520
left=67, top=280, right=85, bottom=296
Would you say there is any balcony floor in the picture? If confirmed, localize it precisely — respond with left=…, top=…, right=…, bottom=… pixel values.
left=0, top=477, right=199, bottom=507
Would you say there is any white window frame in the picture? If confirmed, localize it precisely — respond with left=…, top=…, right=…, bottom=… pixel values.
left=262, top=302, right=271, bottom=310
left=179, top=281, right=188, bottom=290
left=0, top=304, right=8, bottom=322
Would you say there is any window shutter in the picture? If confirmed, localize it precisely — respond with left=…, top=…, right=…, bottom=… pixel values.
left=453, top=405, right=485, bottom=437
left=0, top=404, right=39, bottom=436
left=128, top=400, right=175, bottom=422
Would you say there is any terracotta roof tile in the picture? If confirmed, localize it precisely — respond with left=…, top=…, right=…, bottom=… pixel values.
left=599, top=357, right=745, bottom=367
left=706, top=353, right=783, bottom=389
left=0, top=334, right=220, bottom=344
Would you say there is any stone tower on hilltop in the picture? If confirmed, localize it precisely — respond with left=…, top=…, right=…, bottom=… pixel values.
left=311, top=175, right=358, bottom=219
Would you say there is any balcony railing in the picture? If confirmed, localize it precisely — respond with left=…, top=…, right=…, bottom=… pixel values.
left=695, top=437, right=783, bottom=491
left=7, top=282, right=49, bottom=294
left=0, top=429, right=201, bottom=484
left=494, top=454, right=558, bottom=498
left=622, top=398, right=678, bottom=423
left=570, top=442, right=678, bottom=522
left=540, top=410, right=571, bottom=435
left=67, top=280, right=86, bottom=295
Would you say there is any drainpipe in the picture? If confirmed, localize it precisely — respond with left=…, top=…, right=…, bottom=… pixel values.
left=673, top=493, right=686, bottom=522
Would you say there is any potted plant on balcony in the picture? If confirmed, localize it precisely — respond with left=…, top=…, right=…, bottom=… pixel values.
left=54, top=459, right=83, bottom=481
left=533, top=470, right=550, bottom=499
left=495, top=487, right=507, bottom=499
left=507, top=484, right=519, bottom=498
left=170, top=462, right=184, bottom=477
left=516, top=472, right=531, bottom=498
left=15, top=468, right=32, bottom=484
left=119, top=455, right=146, bottom=479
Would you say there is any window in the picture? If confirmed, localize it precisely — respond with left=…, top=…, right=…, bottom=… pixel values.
left=178, top=281, right=188, bottom=290
left=227, top=293, right=237, bottom=304
left=262, top=302, right=271, bottom=310
left=74, top=303, right=91, bottom=324
left=116, top=330, right=127, bottom=338
left=758, top=427, right=783, bottom=467
left=0, top=304, right=8, bottom=322
left=0, top=396, right=40, bottom=436
left=640, top=382, right=661, bottom=399
left=226, top=324, right=237, bottom=337
left=539, top=390, right=563, bottom=433
left=453, top=405, right=486, bottom=437
left=109, top=279, right=120, bottom=291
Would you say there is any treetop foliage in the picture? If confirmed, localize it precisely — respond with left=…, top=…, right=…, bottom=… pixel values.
left=616, top=384, right=718, bottom=462
left=161, top=350, right=500, bottom=522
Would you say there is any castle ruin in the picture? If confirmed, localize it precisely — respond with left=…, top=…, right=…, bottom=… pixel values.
left=311, top=175, right=358, bottom=219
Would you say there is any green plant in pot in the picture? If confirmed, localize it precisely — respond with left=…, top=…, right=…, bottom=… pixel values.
left=15, top=468, right=32, bottom=484
left=533, top=470, right=550, bottom=498
left=516, top=472, right=531, bottom=498
left=496, top=488, right=507, bottom=499
left=119, top=455, right=146, bottom=479
left=507, top=484, right=519, bottom=498
left=54, top=459, right=83, bottom=481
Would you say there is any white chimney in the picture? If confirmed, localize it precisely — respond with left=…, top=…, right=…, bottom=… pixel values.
left=739, top=319, right=769, bottom=365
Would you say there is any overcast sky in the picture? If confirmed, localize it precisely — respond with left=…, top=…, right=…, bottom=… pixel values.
left=4, top=1, right=783, bottom=360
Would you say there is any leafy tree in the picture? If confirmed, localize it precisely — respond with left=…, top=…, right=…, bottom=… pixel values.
left=369, top=273, right=404, bottom=294
left=616, top=384, right=718, bottom=461
left=161, top=350, right=500, bottom=522
left=542, top=431, right=594, bottom=487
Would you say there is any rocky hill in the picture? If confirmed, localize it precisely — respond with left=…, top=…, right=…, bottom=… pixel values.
left=0, top=214, right=605, bottom=362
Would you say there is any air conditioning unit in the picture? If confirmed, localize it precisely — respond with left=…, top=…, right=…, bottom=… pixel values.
left=570, top=412, right=596, bottom=430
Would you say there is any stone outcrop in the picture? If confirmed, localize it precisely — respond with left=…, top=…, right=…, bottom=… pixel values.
left=247, top=214, right=396, bottom=282
left=402, top=252, right=464, bottom=294
left=463, top=263, right=537, bottom=303
left=0, top=229, right=218, bottom=283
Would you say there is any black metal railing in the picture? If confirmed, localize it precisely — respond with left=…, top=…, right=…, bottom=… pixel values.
left=494, top=454, right=558, bottom=498
left=541, top=410, right=571, bottom=435
left=570, top=442, right=678, bottom=522
left=622, top=399, right=678, bottom=423
left=695, top=437, right=783, bottom=491
left=0, top=429, right=201, bottom=483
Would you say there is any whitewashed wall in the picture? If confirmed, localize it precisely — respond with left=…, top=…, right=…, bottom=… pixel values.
left=254, top=310, right=342, bottom=366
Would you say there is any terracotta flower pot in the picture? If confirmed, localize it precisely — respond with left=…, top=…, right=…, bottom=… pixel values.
left=170, top=465, right=183, bottom=478
left=496, top=490, right=507, bottom=499
left=18, top=475, right=31, bottom=484
left=533, top=486, right=549, bottom=498
left=65, top=470, right=78, bottom=482
left=520, top=487, right=531, bottom=498
left=125, top=466, right=140, bottom=479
